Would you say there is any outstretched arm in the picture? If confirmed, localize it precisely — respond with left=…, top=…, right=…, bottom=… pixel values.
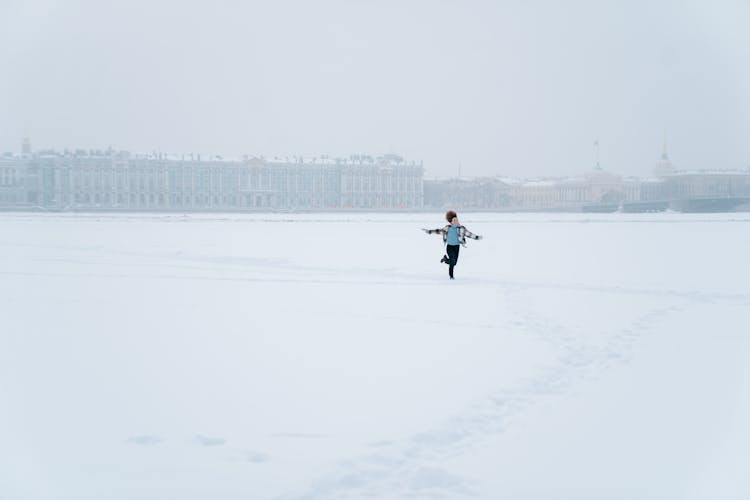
left=422, top=228, right=446, bottom=235
left=463, top=228, right=482, bottom=240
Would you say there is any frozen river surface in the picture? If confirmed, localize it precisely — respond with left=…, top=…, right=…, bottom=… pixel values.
left=1, top=212, right=749, bottom=499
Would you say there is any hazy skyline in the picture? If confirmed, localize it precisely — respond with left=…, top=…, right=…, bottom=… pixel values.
left=2, top=0, right=749, bottom=178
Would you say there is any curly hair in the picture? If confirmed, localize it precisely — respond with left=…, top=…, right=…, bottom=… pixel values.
left=445, top=210, right=457, bottom=222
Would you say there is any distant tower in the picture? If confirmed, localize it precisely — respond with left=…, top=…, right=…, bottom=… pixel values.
left=22, top=137, right=31, bottom=155
left=654, top=129, right=675, bottom=177
left=593, top=139, right=601, bottom=170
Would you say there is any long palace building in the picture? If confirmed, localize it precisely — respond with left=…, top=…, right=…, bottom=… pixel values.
left=0, top=146, right=424, bottom=210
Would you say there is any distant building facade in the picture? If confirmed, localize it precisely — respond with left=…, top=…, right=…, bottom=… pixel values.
left=0, top=149, right=424, bottom=211
left=424, top=168, right=646, bottom=211
left=422, top=142, right=750, bottom=212
left=423, top=167, right=750, bottom=212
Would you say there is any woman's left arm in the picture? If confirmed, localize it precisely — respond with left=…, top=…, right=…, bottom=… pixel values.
left=463, top=227, right=482, bottom=240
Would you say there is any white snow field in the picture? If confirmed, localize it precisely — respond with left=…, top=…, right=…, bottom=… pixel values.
left=1, top=212, right=749, bottom=500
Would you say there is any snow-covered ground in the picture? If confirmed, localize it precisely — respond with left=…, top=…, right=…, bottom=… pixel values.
left=1, top=212, right=749, bottom=500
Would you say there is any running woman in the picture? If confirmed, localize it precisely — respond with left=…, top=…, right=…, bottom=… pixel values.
left=422, top=210, right=482, bottom=279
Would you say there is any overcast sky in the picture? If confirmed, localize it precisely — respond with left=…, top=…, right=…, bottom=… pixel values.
left=1, top=0, right=748, bottom=178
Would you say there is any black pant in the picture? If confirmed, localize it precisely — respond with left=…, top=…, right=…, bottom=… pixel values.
left=446, top=244, right=460, bottom=278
